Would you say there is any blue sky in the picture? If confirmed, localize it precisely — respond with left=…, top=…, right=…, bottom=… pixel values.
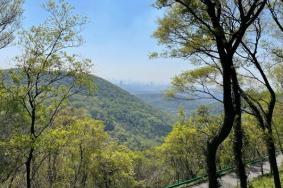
left=0, top=0, right=191, bottom=84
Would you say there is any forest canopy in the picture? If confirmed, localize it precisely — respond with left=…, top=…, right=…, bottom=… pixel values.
left=0, top=0, right=283, bottom=188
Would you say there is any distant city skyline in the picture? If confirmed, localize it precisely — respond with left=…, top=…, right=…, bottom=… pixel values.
left=0, top=0, right=192, bottom=84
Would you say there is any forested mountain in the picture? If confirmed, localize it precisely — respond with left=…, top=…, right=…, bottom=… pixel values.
left=134, top=92, right=223, bottom=116
left=69, top=75, right=174, bottom=149
left=2, top=69, right=173, bottom=150
left=117, top=82, right=223, bottom=116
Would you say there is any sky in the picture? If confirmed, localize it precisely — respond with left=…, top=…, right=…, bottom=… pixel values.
left=0, top=0, right=192, bottom=84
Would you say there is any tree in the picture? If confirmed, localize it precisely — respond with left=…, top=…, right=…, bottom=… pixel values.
left=0, top=0, right=22, bottom=49
left=236, top=18, right=282, bottom=187
left=168, top=64, right=248, bottom=187
left=0, top=86, right=28, bottom=184
left=2, top=1, right=91, bottom=187
left=169, top=31, right=283, bottom=186
left=161, top=107, right=221, bottom=180
left=154, top=1, right=267, bottom=187
left=267, top=0, right=283, bottom=33
left=1, top=103, right=141, bottom=187
left=270, top=64, right=283, bottom=92
left=37, top=108, right=138, bottom=188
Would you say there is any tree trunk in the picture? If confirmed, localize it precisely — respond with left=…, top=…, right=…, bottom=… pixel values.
left=233, top=122, right=247, bottom=188
left=266, top=128, right=281, bottom=188
left=207, top=143, right=219, bottom=188
left=26, top=148, right=34, bottom=188
left=232, top=67, right=247, bottom=188
left=206, top=56, right=236, bottom=188
left=26, top=104, right=36, bottom=188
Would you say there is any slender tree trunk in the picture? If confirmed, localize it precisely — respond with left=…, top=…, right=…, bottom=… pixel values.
left=206, top=56, right=236, bottom=188
left=233, top=118, right=247, bottom=188
left=207, top=143, right=219, bottom=188
left=232, top=67, right=247, bottom=188
left=266, top=128, right=281, bottom=188
left=26, top=105, right=36, bottom=188
left=26, top=148, right=34, bottom=188
left=241, top=83, right=281, bottom=187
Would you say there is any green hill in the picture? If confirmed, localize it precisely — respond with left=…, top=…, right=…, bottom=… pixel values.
left=134, top=92, right=223, bottom=116
left=69, top=75, right=174, bottom=150
left=2, top=69, right=173, bottom=150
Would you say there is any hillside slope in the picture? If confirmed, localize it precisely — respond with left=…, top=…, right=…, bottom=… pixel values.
left=134, top=92, right=223, bottom=116
left=117, top=82, right=223, bottom=116
left=70, top=76, right=173, bottom=149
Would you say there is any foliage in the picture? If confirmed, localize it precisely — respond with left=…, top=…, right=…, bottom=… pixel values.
left=0, top=0, right=23, bottom=49
left=1, top=0, right=283, bottom=188
left=0, top=106, right=141, bottom=187
left=69, top=75, right=173, bottom=150
left=150, top=106, right=268, bottom=187
left=242, top=167, right=283, bottom=188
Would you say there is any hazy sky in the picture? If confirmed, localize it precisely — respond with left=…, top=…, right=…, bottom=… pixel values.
left=0, top=0, right=191, bottom=84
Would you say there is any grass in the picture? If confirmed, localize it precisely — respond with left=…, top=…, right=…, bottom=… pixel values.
left=247, top=170, right=283, bottom=188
